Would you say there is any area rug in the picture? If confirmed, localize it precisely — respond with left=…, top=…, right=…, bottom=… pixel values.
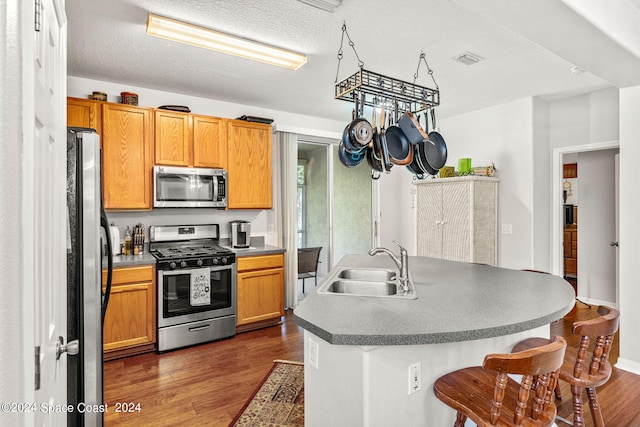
left=229, top=360, right=304, bottom=426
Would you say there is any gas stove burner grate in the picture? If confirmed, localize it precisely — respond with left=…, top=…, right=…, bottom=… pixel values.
left=153, top=245, right=231, bottom=259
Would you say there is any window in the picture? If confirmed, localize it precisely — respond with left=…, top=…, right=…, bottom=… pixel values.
left=297, top=161, right=307, bottom=247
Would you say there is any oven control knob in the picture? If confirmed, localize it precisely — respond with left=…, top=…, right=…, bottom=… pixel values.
left=212, top=258, right=219, bottom=265
left=180, top=261, right=188, bottom=268
left=169, top=262, right=177, bottom=270
left=197, top=259, right=203, bottom=267
left=221, top=257, right=228, bottom=264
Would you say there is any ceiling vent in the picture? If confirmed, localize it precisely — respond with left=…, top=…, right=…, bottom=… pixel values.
left=296, top=0, right=342, bottom=12
left=453, top=52, right=484, bottom=65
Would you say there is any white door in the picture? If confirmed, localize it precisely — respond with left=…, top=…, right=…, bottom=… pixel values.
left=31, top=0, right=68, bottom=425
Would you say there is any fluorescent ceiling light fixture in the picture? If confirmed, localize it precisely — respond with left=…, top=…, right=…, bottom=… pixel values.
left=146, top=13, right=307, bottom=70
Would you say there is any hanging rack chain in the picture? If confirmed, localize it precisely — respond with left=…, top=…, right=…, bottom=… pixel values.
left=335, top=22, right=365, bottom=83
left=413, top=51, right=439, bottom=91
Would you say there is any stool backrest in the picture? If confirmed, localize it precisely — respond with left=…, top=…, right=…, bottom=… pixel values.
left=483, top=336, right=567, bottom=425
left=571, top=305, right=620, bottom=378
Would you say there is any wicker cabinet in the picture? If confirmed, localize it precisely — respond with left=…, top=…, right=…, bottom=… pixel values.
left=102, top=265, right=156, bottom=360
left=236, top=254, right=284, bottom=332
left=226, top=120, right=272, bottom=209
left=102, top=103, right=154, bottom=210
left=415, top=176, right=498, bottom=266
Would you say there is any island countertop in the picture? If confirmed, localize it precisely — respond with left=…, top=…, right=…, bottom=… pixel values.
left=293, top=254, right=575, bottom=346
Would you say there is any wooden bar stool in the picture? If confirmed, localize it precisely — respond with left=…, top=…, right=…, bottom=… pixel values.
left=433, top=336, right=567, bottom=426
left=512, top=306, right=620, bottom=427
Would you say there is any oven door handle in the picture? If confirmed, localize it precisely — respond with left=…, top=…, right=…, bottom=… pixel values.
left=158, top=265, right=233, bottom=276
left=188, top=324, right=211, bottom=332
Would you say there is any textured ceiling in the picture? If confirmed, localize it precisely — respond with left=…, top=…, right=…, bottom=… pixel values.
left=66, top=0, right=640, bottom=123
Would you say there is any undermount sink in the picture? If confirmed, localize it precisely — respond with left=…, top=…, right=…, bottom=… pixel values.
left=317, top=268, right=417, bottom=299
left=338, top=269, right=396, bottom=282
left=325, top=280, right=397, bottom=296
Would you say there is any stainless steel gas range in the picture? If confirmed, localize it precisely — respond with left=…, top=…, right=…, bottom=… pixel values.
left=149, top=224, right=236, bottom=352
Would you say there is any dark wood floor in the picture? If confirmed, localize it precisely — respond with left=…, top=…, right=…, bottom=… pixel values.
left=103, top=305, right=640, bottom=426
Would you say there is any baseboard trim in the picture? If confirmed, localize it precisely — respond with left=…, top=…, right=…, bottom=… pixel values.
left=574, top=296, right=617, bottom=309
left=615, top=357, right=640, bottom=375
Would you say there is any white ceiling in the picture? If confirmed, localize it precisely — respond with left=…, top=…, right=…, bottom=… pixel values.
left=66, top=0, right=640, bottom=123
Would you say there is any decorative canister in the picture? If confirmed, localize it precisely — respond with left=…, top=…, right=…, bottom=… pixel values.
left=457, top=158, right=472, bottom=174
left=439, top=166, right=455, bottom=178
left=89, top=91, right=107, bottom=101
left=120, top=92, right=139, bottom=105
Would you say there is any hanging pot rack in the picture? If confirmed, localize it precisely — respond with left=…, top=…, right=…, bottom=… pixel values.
left=333, top=23, right=440, bottom=116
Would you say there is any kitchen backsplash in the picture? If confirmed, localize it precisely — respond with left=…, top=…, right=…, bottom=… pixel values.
left=106, top=208, right=273, bottom=246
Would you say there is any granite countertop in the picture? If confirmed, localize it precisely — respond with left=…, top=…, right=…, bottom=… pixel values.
left=106, top=242, right=285, bottom=268
left=105, top=251, right=156, bottom=268
left=293, top=254, right=575, bottom=346
left=221, top=244, right=285, bottom=257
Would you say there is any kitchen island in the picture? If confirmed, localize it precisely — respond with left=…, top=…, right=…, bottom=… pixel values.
left=293, top=254, right=575, bottom=426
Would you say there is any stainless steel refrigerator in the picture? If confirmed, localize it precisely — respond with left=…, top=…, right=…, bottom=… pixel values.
left=66, top=127, right=113, bottom=427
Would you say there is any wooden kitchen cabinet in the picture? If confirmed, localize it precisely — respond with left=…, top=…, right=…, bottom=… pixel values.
left=236, top=253, right=284, bottom=332
left=415, top=176, right=499, bottom=266
left=563, top=163, right=578, bottom=178
left=227, top=120, right=272, bottom=209
left=154, top=110, right=227, bottom=168
left=154, top=109, right=191, bottom=166
left=192, top=114, right=227, bottom=168
left=102, top=103, right=154, bottom=210
left=563, top=226, right=578, bottom=277
left=102, top=265, right=156, bottom=360
left=67, top=97, right=102, bottom=136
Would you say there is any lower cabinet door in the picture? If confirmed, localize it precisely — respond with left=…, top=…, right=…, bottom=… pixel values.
left=102, top=265, right=156, bottom=359
left=237, top=267, right=284, bottom=326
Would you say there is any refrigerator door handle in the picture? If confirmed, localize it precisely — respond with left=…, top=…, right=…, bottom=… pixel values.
left=100, top=204, right=113, bottom=324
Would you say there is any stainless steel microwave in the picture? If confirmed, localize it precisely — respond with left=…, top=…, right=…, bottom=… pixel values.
left=153, top=166, right=227, bottom=208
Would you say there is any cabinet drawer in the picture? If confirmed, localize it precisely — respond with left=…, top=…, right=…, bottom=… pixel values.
left=102, top=265, right=154, bottom=285
left=237, top=254, right=284, bottom=272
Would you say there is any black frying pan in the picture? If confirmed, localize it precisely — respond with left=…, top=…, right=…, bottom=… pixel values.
left=384, top=125, right=413, bottom=166
left=414, top=139, right=439, bottom=176
left=425, top=109, right=447, bottom=170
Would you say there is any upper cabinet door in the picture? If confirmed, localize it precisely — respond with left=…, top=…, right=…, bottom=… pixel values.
left=192, top=114, right=226, bottom=169
left=227, top=120, right=272, bottom=209
left=67, top=97, right=102, bottom=136
left=102, top=104, right=153, bottom=210
left=154, top=110, right=191, bottom=166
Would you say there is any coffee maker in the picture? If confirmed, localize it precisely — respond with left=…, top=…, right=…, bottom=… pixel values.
left=230, top=220, right=251, bottom=248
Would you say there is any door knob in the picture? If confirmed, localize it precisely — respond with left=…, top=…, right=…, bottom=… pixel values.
left=610, top=241, right=619, bottom=247
left=56, top=336, right=79, bottom=360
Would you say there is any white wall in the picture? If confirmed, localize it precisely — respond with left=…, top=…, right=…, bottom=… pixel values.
left=437, top=98, right=536, bottom=269
left=618, top=85, right=640, bottom=373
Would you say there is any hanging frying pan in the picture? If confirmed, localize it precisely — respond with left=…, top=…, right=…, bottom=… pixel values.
left=384, top=125, right=413, bottom=166
left=378, top=108, right=392, bottom=172
left=398, top=112, right=429, bottom=145
left=366, top=137, right=384, bottom=179
left=425, top=108, right=447, bottom=170
left=414, top=138, right=439, bottom=176
left=338, top=141, right=365, bottom=168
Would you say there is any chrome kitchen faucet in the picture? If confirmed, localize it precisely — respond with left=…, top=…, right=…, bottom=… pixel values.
left=368, top=240, right=410, bottom=292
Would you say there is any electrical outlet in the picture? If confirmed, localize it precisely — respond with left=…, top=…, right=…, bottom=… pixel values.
left=268, top=223, right=275, bottom=234
left=501, top=223, right=513, bottom=234
left=308, top=338, right=319, bottom=369
left=408, top=362, right=422, bottom=395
